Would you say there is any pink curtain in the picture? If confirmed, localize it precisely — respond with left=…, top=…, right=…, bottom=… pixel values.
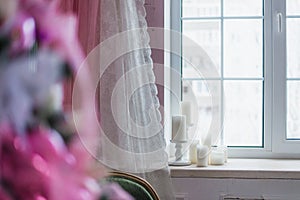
left=60, top=0, right=100, bottom=110
left=60, top=0, right=100, bottom=54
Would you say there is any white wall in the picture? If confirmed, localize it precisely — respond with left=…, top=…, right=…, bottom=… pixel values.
left=172, top=178, right=300, bottom=200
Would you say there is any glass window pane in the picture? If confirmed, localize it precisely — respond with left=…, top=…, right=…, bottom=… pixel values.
left=182, top=20, right=221, bottom=78
left=287, top=19, right=300, bottom=78
left=287, top=81, right=300, bottom=139
left=224, top=0, right=262, bottom=16
left=182, top=0, right=220, bottom=18
left=287, top=0, right=300, bottom=15
left=182, top=80, right=221, bottom=144
left=224, top=81, right=263, bottom=146
left=224, top=19, right=263, bottom=78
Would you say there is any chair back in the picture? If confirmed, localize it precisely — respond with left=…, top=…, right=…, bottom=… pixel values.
left=106, top=171, right=160, bottom=200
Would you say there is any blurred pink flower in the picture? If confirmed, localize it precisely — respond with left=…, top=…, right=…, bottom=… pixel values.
left=0, top=124, right=101, bottom=200
left=1, top=125, right=47, bottom=200
left=0, top=186, right=13, bottom=200
left=18, top=0, right=85, bottom=71
left=10, top=11, right=36, bottom=54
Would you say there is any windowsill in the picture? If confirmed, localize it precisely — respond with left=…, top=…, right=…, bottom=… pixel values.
left=170, top=158, right=300, bottom=179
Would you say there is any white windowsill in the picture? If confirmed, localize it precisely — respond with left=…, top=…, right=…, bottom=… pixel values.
left=170, top=158, right=300, bottom=179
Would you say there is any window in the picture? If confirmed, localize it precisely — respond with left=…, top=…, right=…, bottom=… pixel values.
left=168, top=0, right=300, bottom=157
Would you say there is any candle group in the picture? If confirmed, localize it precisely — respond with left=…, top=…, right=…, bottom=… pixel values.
left=189, top=144, right=228, bottom=167
left=171, top=101, right=229, bottom=167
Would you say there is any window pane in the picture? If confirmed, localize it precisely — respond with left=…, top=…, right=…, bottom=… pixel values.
left=182, top=0, right=220, bottom=17
left=182, top=80, right=221, bottom=144
left=287, top=81, right=300, bottom=139
left=287, top=18, right=300, bottom=78
left=182, top=20, right=221, bottom=78
left=287, top=0, right=300, bottom=15
left=224, top=0, right=262, bottom=16
left=224, top=81, right=263, bottom=146
left=224, top=19, right=263, bottom=78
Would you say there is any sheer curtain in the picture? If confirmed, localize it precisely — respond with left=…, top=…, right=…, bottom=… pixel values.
left=62, top=0, right=175, bottom=199
left=98, top=0, right=174, bottom=199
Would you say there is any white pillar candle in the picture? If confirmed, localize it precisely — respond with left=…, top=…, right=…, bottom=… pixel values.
left=172, top=115, right=187, bottom=142
left=196, top=145, right=209, bottom=167
left=210, top=149, right=225, bottom=165
left=180, top=101, right=192, bottom=126
left=189, top=140, right=199, bottom=164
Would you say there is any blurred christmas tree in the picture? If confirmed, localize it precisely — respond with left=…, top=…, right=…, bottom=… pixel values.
left=0, top=0, right=132, bottom=199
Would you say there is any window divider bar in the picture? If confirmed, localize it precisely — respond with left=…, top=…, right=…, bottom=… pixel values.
left=287, top=78, right=300, bottom=80
left=286, top=15, right=300, bottom=18
left=271, top=0, right=290, bottom=153
left=263, top=0, right=273, bottom=151
left=182, top=77, right=264, bottom=81
left=220, top=0, right=225, bottom=146
left=181, top=16, right=264, bottom=20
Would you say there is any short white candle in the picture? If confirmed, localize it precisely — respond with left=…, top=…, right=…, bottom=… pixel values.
left=219, top=145, right=228, bottom=163
left=172, top=115, right=187, bottom=142
left=197, top=145, right=209, bottom=167
left=180, top=101, right=192, bottom=126
left=210, top=149, right=225, bottom=165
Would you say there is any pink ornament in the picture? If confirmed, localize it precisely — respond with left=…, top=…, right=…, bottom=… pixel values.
left=10, top=12, right=36, bottom=54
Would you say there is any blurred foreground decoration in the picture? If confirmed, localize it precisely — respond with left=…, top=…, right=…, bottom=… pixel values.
left=0, top=0, right=132, bottom=199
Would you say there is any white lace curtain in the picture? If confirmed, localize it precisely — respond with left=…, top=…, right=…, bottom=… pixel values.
left=97, top=0, right=174, bottom=199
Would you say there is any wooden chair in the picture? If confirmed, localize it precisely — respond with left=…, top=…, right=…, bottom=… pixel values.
left=105, top=171, right=160, bottom=200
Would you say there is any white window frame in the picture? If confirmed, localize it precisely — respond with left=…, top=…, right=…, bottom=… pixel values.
left=165, top=0, right=300, bottom=158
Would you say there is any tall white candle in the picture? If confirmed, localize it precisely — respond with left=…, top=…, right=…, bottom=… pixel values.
left=180, top=101, right=192, bottom=126
left=172, top=115, right=187, bottom=142
left=189, top=140, right=199, bottom=164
